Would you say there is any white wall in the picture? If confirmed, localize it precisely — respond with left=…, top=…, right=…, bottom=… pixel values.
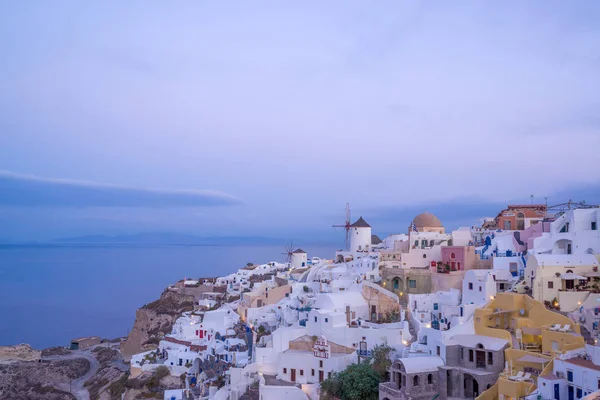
left=350, top=226, right=372, bottom=253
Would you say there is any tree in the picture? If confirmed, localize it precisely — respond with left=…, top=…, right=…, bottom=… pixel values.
left=320, top=362, right=380, bottom=400
left=370, top=343, right=393, bottom=380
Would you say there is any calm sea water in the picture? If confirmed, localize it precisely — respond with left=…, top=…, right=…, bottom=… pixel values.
left=0, top=244, right=335, bottom=349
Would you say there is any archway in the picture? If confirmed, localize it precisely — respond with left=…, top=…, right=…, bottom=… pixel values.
left=392, top=277, right=404, bottom=291
left=464, top=374, right=479, bottom=397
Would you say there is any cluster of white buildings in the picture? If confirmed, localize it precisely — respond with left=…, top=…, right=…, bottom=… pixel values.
left=142, top=204, right=600, bottom=400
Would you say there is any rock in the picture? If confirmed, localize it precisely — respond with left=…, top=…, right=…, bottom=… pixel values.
left=120, top=289, right=195, bottom=361
left=0, top=344, right=42, bottom=363
left=0, top=358, right=89, bottom=400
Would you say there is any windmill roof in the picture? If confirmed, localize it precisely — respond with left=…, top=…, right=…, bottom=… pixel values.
left=350, top=217, right=371, bottom=228
left=292, top=249, right=306, bottom=254
left=371, top=235, right=382, bottom=245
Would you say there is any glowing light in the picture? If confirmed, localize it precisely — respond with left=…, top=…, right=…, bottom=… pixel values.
left=400, top=292, right=404, bottom=296
left=425, top=324, right=431, bottom=329
left=402, top=340, right=408, bottom=346
left=490, top=296, right=495, bottom=300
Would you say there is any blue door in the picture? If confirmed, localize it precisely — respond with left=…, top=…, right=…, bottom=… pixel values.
left=554, top=383, right=559, bottom=400
left=568, top=385, right=574, bottom=400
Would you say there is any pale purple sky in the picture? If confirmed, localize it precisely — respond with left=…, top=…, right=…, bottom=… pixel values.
left=1, top=1, right=599, bottom=241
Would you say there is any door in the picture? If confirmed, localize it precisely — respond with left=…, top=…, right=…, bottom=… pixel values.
left=319, top=370, right=324, bottom=382
left=291, top=369, right=296, bottom=382
left=568, top=385, right=574, bottom=400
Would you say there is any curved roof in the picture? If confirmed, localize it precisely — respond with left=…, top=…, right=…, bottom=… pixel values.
left=314, top=292, right=367, bottom=311
left=413, top=212, right=443, bottom=228
left=398, top=356, right=444, bottom=373
left=350, top=216, right=371, bottom=228
left=292, top=249, right=306, bottom=254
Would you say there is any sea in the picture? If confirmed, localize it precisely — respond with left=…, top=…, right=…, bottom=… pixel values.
left=0, top=244, right=336, bottom=349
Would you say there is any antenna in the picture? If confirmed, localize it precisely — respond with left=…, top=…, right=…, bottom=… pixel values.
left=332, top=202, right=352, bottom=250
left=530, top=194, right=535, bottom=205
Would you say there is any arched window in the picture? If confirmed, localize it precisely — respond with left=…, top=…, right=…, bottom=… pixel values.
left=429, top=240, right=434, bottom=247
left=423, top=254, right=427, bottom=259
left=451, top=253, right=456, bottom=260
left=427, top=374, right=433, bottom=384
left=476, top=343, right=484, bottom=349
left=413, top=375, right=420, bottom=386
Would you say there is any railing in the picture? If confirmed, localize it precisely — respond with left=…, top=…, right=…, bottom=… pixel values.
left=379, top=382, right=403, bottom=397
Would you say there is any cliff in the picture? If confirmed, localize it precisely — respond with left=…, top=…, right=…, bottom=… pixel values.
left=120, top=288, right=195, bottom=361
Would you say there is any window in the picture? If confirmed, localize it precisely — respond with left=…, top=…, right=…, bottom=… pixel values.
left=320, top=360, right=323, bottom=368
left=479, top=286, right=482, bottom=292
left=325, top=318, right=328, bottom=323
left=433, top=303, right=439, bottom=311
left=451, top=252, right=456, bottom=260
left=461, top=348, right=464, bottom=359
left=488, top=352, right=493, bottom=365
left=567, top=370, right=573, bottom=382
left=423, top=254, right=427, bottom=259
left=469, top=349, right=474, bottom=362
left=413, top=375, right=420, bottom=386
left=469, top=282, right=473, bottom=290
left=314, top=316, right=318, bottom=322
left=427, top=374, right=433, bottom=384
left=311, top=369, right=315, bottom=376
left=409, top=280, right=416, bottom=288
left=593, top=222, right=597, bottom=231
left=300, top=370, right=304, bottom=376
left=283, top=368, right=287, bottom=374
left=577, top=388, right=583, bottom=398
left=414, top=240, right=419, bottom=247
left=548, top=281, right=554, bottom=289
left=436, top=346, right=440, bottom=356
left=328, top=372, right=332, bottom=378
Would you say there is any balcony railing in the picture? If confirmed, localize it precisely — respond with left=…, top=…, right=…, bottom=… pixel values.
left=379, top=382, right=403, bottom=398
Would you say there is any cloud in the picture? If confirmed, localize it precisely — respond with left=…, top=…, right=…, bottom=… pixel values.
left=0, top=171, right=241, bottom=207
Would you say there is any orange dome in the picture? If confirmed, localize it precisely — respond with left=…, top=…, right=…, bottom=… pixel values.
left=413, top=212, right=443, bottom=228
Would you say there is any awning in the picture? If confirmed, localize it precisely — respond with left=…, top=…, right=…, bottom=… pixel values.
left=560, top=273, right=588, bottom=280
left=584, top=271, right=600, bottom=278
left=517, top=355, right=550, bottom=364
left=521, top=327, right=542, bottom=335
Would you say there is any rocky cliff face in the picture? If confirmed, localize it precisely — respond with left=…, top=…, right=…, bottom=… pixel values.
left=0, top=343, right=41, bottom=363
left=120, top=288, right=195, bottom=361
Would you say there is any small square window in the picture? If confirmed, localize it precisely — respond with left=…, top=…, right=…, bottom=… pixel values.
left=325, top=318, right=328, bottom=323
left=409, top=280, right=416, bottom=288
left=468, top=283, right=473, bottom=290
left=548, top=281, right=554, bottom=289
left=300, top=370, right=304, bottom=376
left=592, top=222, right=597, bottom=231
left=283, top=368, right=287, bottom=374
left=567, top=370, right=573, bottom=382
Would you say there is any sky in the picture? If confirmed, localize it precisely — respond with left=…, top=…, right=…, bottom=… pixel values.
left=1, top=1, right=599, bottom=243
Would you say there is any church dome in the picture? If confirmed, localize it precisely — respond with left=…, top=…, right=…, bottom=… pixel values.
left=413, top=212, right=443, bottom=228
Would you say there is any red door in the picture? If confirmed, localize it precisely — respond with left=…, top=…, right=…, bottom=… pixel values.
left=319, top=370, right=324, bottom=382
left=200, top=330, right=204, bottom=339
left=291, top=369, right=296, bottom=382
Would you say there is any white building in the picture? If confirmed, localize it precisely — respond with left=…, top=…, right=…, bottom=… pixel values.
left=277, top=335, right=357, bottom=384
left=532, top=208, right=600, bottom=255
left=462, top=270, right=514, bottom=306
left=526, top=254, right=600, bottom=312
left=312, top=292, right=369, bottom=323
left=538, top=344, right=600, bottom=400
left=350, top=217, right=372, bottom=253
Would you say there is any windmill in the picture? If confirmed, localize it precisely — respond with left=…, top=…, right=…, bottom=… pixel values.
left=282, top=241, right=295, bottom=265
left=332, top=202, right=351, bottom=250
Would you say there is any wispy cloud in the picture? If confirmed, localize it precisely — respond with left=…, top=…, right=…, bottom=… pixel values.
left=0, top=171, right=241, bottom=207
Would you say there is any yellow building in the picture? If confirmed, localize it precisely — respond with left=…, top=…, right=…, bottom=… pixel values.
left=474, top=293, right=585, bottom=400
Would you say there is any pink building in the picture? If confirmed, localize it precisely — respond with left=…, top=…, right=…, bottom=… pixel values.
left=437, top=246, right=477, bottom=272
